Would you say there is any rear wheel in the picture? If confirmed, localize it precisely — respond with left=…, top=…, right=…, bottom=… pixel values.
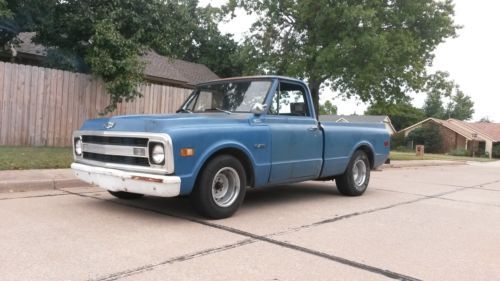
left=108, top=191, right=144, bottom=199
left=191, top=155, right=246, bottom=219
left=336, top=150, right=371, bottom=196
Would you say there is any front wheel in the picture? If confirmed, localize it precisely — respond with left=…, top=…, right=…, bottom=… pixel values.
left=191, top=155, right=247, bottom=219
left=336, top=150, right=371, bottom=196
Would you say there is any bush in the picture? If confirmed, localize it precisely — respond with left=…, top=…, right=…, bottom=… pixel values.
left=493, top=144, right=500, bottom=158
left=449, top=148, right=470, bottom=157
left=407, top=124, right=443, bottom=153
left=394, top=146, right=414, bottom=153
left=390, top=133, right=406, bottom=150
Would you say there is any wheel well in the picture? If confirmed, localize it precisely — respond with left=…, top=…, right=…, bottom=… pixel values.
left=357, top=145, right=374, bottom=169
left=199, top=148, right=255, bottom=187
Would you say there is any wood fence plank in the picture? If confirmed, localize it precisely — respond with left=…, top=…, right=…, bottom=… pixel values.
left=0, top=62, right=5, bottom=143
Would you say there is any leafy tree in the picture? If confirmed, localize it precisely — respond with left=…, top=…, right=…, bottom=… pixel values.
left=228, top=0, right=459, bottom=114
left=181, top=3, right=244, bottom=77
left=445, top=89, right=474, bottom=120
left=319, top=100, right=337, bottom=115
left=422, top=71, right=474, bottom=120
left=407, top=124, right=443, bottom=153
left=30, top=0, right=235, bottom=113
left=0, top=0, right=13, bottom=48
left=479, top=116, right=493, bottom=123
left=365, top=101, right=425, bottom=131
left=423, top=91, right=445, bottom=119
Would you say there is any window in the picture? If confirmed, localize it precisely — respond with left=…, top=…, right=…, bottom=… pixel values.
left=184, top=80, right=272, bottom=113
left=269, top=82, right=310, bottom=117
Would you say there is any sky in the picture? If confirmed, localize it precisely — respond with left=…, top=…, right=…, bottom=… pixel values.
left=199, top=0, right=500, bottom=122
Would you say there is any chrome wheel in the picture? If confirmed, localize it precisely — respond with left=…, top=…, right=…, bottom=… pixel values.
left=352, top=159, right=367, bottom=188
left=211, top=167, right=241, bottom=208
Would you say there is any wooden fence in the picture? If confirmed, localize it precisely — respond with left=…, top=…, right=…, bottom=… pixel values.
left=0, top=61, right=191, bottom=147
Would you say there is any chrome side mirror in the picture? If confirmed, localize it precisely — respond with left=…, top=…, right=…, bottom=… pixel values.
left=250, top=103, right=267, bottom=115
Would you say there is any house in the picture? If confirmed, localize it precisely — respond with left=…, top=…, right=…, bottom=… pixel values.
left=319, top=115, right=397, bottom=135
left=399, top=118, right=500, bottom=158
left=9, top=32, right=219, bottom=88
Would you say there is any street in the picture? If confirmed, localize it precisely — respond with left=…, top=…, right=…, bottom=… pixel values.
left=1, top=163, right=499, bottom=280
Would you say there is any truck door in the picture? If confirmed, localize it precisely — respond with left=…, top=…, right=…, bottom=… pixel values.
left=262, top=81, right=323, bottom=184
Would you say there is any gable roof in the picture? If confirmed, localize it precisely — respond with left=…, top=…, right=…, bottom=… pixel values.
left=448, top=119, right=500, bottom=142
left=399, top=117, right=500, bottom=142
left=14, top=32, right=219, bottom=88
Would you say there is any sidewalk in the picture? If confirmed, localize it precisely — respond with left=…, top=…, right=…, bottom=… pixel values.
left=0, top=160, right=469, bottom=194
left=0, top=169, right=86, bottom=193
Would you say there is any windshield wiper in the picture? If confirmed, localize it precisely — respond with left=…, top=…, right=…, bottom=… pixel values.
left=205, top=108, right=231, bottom=114
left=177, top=108, right=192, bottom=113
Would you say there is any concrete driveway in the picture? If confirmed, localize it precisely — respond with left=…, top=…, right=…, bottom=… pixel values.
left=1, top=163, right=499, bottom=281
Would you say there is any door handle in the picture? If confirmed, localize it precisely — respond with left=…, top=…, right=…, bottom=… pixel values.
left=308, top=126, right=319, bottom=132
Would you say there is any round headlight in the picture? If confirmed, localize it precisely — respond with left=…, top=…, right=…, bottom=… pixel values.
left=151, top=144, right=165, bottom=164
left=75, top=139, right=83, bottom=156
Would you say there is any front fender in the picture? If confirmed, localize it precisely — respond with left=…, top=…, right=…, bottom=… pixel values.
left=178, top=141, right=260, bottom=195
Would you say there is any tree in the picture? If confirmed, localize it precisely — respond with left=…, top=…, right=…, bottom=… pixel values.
left=423, top=91, right=445, bottom=119
left=407, top=124, right=443, bottom=153
left=422, top=71, right=474, bottom=120
left=445, top=89, right=474, bottom=120
left=479, top=116, right=493, bottom=123
left=228, top=0, right=459, bottom=114
left=181, top=3, right=244, bottom=77
left=365, top=101, right=425, bottom=131
left=18, top=0, right=240, bottom=113
left=319, top=100, right=337, bottom=115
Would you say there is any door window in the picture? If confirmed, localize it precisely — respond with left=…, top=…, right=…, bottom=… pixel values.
left=269, top=82, right=310, bottom=117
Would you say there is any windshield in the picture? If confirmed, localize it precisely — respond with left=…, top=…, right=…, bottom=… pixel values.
left=182, top=80, right=272, bottom=113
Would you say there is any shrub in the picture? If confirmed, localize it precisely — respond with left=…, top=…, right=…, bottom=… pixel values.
left=394, top=146, right=414, bottom=153
left=493, top=144, right=500, bottom=158
left=390, top=133, right=406, bottom=150
left=449, top=148, right=470, bottom=157
left=407, top=124, right=443, bottom=153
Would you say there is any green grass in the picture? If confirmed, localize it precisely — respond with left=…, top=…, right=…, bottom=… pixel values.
left=390, top=151, right=496, bottom=162
left=0, top=147, right=73, bottom=170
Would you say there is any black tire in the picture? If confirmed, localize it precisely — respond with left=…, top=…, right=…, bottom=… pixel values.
left=336, top=150, right=371, bottom=196
left=191, top=155, right=247, bottom=219
left=108, top=191, right=144, bottom=199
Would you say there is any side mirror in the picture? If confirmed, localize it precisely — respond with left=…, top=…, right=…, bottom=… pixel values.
left=250, top=103, right=267, bottom=115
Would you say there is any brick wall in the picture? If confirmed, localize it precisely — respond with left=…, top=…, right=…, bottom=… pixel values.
left=439, top=125, right=466, bottom=153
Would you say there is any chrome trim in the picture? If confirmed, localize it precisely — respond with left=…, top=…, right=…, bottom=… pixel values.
left=82, top=143, right=148, bottom=158
left=72, top=130, right=174, bottom=175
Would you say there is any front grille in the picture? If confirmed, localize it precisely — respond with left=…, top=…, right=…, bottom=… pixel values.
left=83, top=152, right=150, bottom=166
left=73, top=131, right=173, bottom=175
left=82, top=135, right=148, bottom=147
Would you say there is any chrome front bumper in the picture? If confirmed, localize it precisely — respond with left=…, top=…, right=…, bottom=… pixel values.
left=72, top=163, right=181, bottom=197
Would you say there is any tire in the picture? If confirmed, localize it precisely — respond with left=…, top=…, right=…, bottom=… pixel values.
left=336, top=150, right=371, bottom=196
left=191, top=155, right=247, bottom=219
left=108, top=191, right=144, bottom=199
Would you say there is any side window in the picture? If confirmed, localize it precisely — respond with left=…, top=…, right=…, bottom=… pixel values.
left=268, top=82, right=310, bottom=117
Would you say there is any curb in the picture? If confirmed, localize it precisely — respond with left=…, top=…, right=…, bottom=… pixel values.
left=0, top=178, right=88, bottom=194
left=382, top=161, right=467, bottom=169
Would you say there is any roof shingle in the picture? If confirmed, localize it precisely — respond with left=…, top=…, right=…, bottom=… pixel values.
left=15, top=32, right=219, bottom=87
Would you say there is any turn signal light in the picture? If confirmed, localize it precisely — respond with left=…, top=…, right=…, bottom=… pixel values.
left=180, top=148, right=195, bottom=157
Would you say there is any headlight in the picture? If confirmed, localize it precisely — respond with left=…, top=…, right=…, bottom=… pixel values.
left=75, top=138, right=83, bottom=156
left=151, top=144, right=165, bottom=164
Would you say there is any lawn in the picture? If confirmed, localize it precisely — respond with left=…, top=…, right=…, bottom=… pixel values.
left=0, top=147, right=73, bottom=170
left=390, top=151, right=496, bottom=162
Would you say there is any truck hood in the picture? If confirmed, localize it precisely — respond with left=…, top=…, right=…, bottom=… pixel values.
left=79, top=113, right=252, bottom=133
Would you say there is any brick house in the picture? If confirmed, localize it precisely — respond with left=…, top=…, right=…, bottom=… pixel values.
left=399, top=118, right=500, bottom=158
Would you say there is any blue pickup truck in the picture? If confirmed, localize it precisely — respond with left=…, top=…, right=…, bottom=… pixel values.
left=72, top=76, right=389, bottom=219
